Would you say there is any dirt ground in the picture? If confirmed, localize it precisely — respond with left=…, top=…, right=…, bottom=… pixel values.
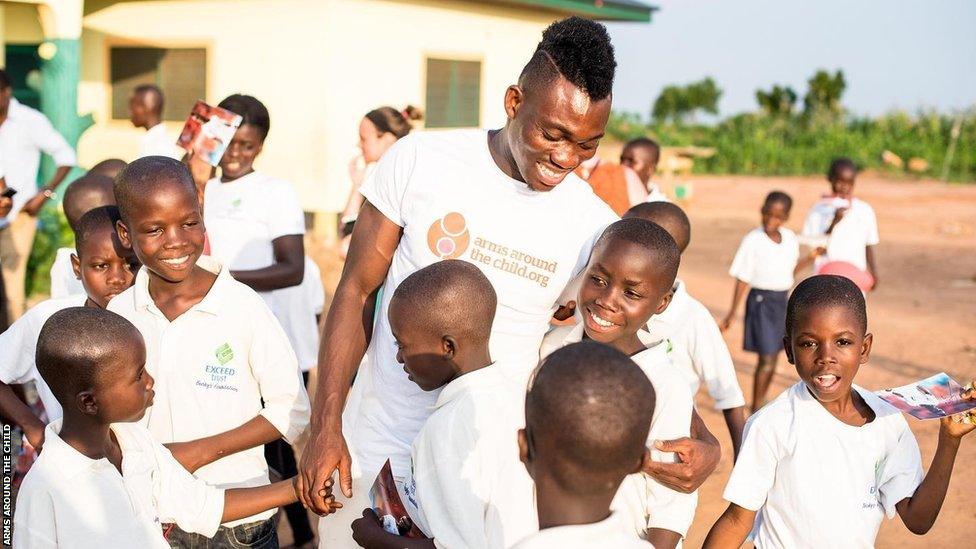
left=294, top=174, right=975, bottom=548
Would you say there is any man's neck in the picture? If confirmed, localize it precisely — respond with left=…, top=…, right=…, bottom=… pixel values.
left=487, top=128, right=523, bottom=183
left=142, top=116, right=162, bottom=131
left=59, top=415, right=113, bottom=461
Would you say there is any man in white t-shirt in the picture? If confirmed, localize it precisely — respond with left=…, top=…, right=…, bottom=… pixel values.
left=300, top=17, right=722, bottom=546
left=802, top=157, right=880, bottom=289
left=129, top=84, right=181, bottom=159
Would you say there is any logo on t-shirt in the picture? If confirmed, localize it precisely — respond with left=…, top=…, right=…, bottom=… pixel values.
left=427, top=212, right=470, bottom=260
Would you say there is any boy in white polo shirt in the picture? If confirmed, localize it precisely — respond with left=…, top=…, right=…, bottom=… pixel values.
left=704, top=276, right=974, bottom=548
left=350, top=260, right=536, bottom=549
left=624, top=202, right=748, bottom=458
left=513, top=341, right=655, bottom=549
left=15, top=307, right=328, bottom=549
left=107, top=157, right=311, bottom=548
left=541, top=218, right=694, bottom=548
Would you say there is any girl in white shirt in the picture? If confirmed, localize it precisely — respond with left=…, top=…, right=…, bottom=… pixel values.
left=720, top=191, right=821, bottom=411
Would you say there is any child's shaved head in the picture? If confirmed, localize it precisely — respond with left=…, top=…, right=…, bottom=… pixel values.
left=623, top=201, right=691, bottom=253
left=596, top=217, right=680, bottom=287
left=391, top=260, right=497, bottom=343
left=526, top=341, right=654, bottom=495
left=114, top=156, right=197, bottom=223
left=74, top=206, right=123, bottom=253
left=786, top=275, right=867, bottom=337
left=88, top=158, right=128, bottom=180
left=36, top=307, right=144, bottom=407
left=62, top=173, right=116, bottom=231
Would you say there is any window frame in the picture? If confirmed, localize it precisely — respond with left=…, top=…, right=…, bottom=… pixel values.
left=422, top=54, right=484, bottom=129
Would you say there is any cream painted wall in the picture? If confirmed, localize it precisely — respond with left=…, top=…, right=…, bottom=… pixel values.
left=2, top=3, right=44, bottom=45
left=72, top=0, right=554, bottom=214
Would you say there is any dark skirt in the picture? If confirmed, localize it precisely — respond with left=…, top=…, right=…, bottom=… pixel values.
left=744, top=288, right=788, bottom=355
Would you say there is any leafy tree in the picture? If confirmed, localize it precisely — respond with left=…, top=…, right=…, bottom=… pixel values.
left=756, top=85, right=798, bottom=115
left=652, top=77, right=723, bottom=124
left=803, top=69, right=846, bottom=115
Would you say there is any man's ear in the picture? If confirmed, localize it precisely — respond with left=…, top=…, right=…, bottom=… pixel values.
left=70, top=253, right=81, bottom=280
left=116, top=220, right=132, bottom=250
left=442, top=335, right=458, bottom=360
left=504, top=85, right=524, bottom=121
left=783, top=336, right=795, bottom=365
left=76, top=390, right=98, bottom=415
left=860, top=333, right=873, bottom=364
left=655, top=289, right=674, bottom=315
left=633, top=447, right=652, bottom=475
left=517, top=428, right=531, bottom=468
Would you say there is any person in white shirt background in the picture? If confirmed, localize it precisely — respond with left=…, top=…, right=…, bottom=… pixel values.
left=513, top=341, right=656, bottom=549
left=0, top=164, right=10, bottom=329
left=720, top=191, right=823, bottom=411
left=621, top=137, right=668, bottom=203
left=129, top=84, right=182, bottom=160
left=801, top=157, right=880, bottom=291
left=0, top=68, right=77, bottom=321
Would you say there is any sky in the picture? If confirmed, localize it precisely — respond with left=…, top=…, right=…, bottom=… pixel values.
left=606, top=0, right=976, bottom=119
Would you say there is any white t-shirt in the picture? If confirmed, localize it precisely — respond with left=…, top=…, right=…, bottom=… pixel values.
left=541, top=325, right=697, bottom=538
left=15, top=420, right=225, bottom=549
left=271, top=257, right=324, bottom=371
left=802, top=197, right=879, bottom=271
left=511, top=513, right=654, bottom=549
left=0, top=294, right=87, bottom=423
left=348, top=129, right=617, bottom=477
left=138, top=123, right=182, bottom=159
left=49, top=247, right=85, bottom=299
left=729, top=228, right=799, bottom=292
left=409, top=364, right=536, bottom=549
left=646, top=183, right=669, bottom=203
left=647, top=280, right=746, bottom=410
left=724, top=382, right=923, bottom=549
left=107, top=256, right=310, bottom=526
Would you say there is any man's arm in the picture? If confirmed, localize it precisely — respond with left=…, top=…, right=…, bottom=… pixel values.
left=702, top=503, right=756, bottom=548
left=230, top=234, right=305, bottom=291
left=20, top=166, right=71, bottom=217
left=0, top=382, right=46, bottom=451
left=165, top=415, right=281, bottom=473
left=298, top=202, right=402, bottom=513
left=644, top=409, right=721, bottom=493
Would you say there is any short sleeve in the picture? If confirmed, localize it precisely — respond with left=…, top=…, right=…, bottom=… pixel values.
left=863, top=204, right=880, bottom=246
left=267, top=181, right=306, bottom=239
left=728, top=233, right=755, bottom=284
left=0, top=309, right=43, bottom=385
left=151, top=436, right=226, bottom=536
left=358, top=134, right=420, bottom=227
left=686, top=304, right=746, bottom=410
left=723, top=412, right=782, bottom=511
left=28, top=113, right=76, bottom=167
left=877, top=419, right=923, bottom=518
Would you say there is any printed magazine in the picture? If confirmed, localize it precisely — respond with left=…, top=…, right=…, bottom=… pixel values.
left=876, top=372, right=976, bottom=422
left=176, top=100, right=243, bottom=166
left=369, top=459, right=429, bottom=539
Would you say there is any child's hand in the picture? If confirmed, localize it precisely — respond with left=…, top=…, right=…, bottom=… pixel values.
left=24, top=424, right=45, bottom=454
left=939, top=413, right=976, bottom=440
left=351, top=508, right=386, bottom=547
left=552, top=301, right=576, bottom=321
left=832, top=207, right=848, bottom=223
left=310, top=477, right=343, bottom=516
left=812, top=246, right=827, bottom=258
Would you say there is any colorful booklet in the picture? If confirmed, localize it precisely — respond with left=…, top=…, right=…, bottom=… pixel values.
left=876, top=372, right=976, bottom=422
left=176, top=100, right=242, bottom=166
left=369, top=459, right=430, bottom=539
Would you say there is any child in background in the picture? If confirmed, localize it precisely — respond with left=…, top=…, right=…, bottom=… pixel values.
left=720, top=191, right=822, bottom=411
left=513, top=341, right=655, bottom=549
left=620, top=138, right=667, bottom=202
left=801, top=158, right=880, bottom=290
left=0, top=206, right=139, bottom=447
left=49, top=172, right=117, bottom=298
left=350, top=260, right=536, bottom=549
left=542, top=218, right=695, bottom=548
left=87, top=158, right=128, bottom=180
left=704, top=276, right=975, bottom=548
left=624, top=202, right=748, bottom=457
left=107, top=157, right=310, bottom=548
left=14, top=307, right=335, bottom=549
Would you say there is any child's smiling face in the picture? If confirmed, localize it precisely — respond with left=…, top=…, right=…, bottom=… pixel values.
left=117, top=180, right=205, bottom=284
left=578, top=238, right=674, bottom=353
left=220, top=124, right=263, bottom=180
left=785, top=304, right=873, bottom=403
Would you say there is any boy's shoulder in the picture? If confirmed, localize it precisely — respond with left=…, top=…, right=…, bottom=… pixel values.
left=746, top=383, right=802, bottom=433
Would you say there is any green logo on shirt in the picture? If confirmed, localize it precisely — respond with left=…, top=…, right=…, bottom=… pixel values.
left=231, top=198, right=242, bottom=208
left=216, top=343, right=234, bottom=365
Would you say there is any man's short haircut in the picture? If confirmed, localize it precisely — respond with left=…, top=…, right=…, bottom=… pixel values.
left=88, top=158, right=128, bottom=179
left=595, top=218, right=680, bottom=288
left=62, top=173, right=116, bottom=231
left=36, top=307, right=143, bottom=406
left=519, top=16, right=616, bottom=101
left=827, top=157, right=858, bottom=181
left=526, top=341, right=654, bottom=495
left=391, top=260, right=497, bottom=343
left=0, top=68, right=11, bottom=90
left=133, top=84, right=164, bottom=115
left=786, top=275, right=867, bottom=337
left=74, top=206, right=123, bottom=253
left=763, top=190, right=793, bottom=212
left=218, top=94, right=271, bottom=141
left=623, top=201, right=692, bottom=253
left=114, top=156, right=197, bottom=223
left=624, top=137, right=661, bottom=163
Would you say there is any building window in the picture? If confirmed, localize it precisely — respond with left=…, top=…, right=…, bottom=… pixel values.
left=110, top=47, right=206, bottom=121
left=425, top=58, right=481, bottom=128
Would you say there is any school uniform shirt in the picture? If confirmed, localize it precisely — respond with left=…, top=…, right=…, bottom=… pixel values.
left=0, top=98, right=76, bottom=222
left=409, top=364, right=536, bottom=549
left=271, top=257, right=324, bottom=371
left=723, top=382, right=924, bottom=549
left=0, top=294, right=87, bottom=423
left=49, top=246, right=85, bottom=298
left=138, top=123, right=182, bottom=159
left=728, top=228, right=799, bottom=292
left=14, top=419, right=225, bottom=549
left=510, top=513, right=654, bottom=549
left=541, top=325, right=698, bottom=539
left=802, top=197, right=879, bottom=272
left=347, top=129, right=617, bottom=478
left=647, top=280, right=746, bottom=410
left=107, top=255, right=310, bottom=526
